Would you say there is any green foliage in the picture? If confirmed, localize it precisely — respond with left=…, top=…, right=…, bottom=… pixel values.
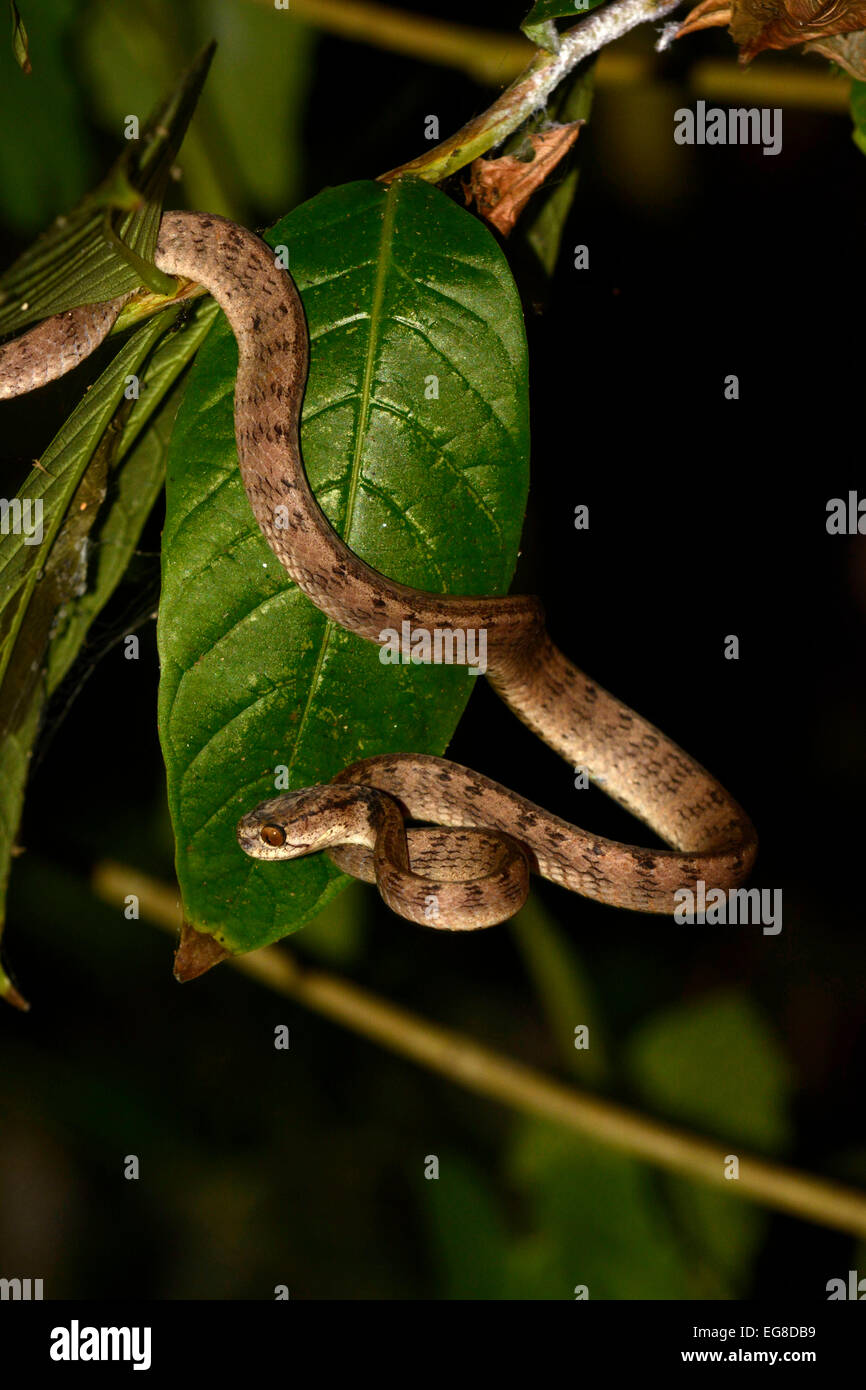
left=507, top=1124, right=700, bottom=1297
left=522, top=0, right=608, bottom=50
left=45, top=303, right=220, bottom=690
left=0, top=42, right=214, bottom=332
left=80, top=0, right=315, bottom=221
left=157, top=178, right=531, bottom=953
left=0, top=0, right=314, bottom=235
left=424, top=1156, right=515, bottom=1298
left=624, top=991, right=793, bottom=1294
left=0, top=302, right=217, bottom=956
left=624, top=991, right=792, bottom=1152
left=424, top=988, right=792, bottom=1299
left=0, top=0, right=852, bottom=1310
left=0, top=312, right=170, bottom=942
left=0, top=33, right=219, bottom=976
left=0, top=0, right=91, bottom=229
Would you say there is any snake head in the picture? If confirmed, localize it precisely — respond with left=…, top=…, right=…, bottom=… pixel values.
left=236, top=785, right=366, bottom=861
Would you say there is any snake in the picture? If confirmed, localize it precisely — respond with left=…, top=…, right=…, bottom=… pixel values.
left=0, top=210, right=758, bottom=930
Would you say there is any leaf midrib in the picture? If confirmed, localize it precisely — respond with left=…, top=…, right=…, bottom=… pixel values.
left=282, top=184, right=400, bottom=787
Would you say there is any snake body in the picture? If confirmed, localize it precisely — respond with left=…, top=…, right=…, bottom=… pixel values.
left=0, top=210, right=758, bottom=927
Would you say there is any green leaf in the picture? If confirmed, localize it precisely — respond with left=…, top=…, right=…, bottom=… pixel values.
left=624, top=990, right=793, bottom=1295
left=0, top=320, right=170, bottom=948
left=0, top=315, right=172, bottom=703
left=0, top=302, right=217, bottom=967
left=851, top=79, right=866, bottom=157
left=80, top=0, right=316, bottom=222
left=423, top=1154, right=514, bottom=1298
left=522, top=0, right=607, bottom=50
left=0, top=41, right=215, bottom=334
left=46, top=301, right=220, bottom=690
left=506, top=1122, right=698, bottom=1298
left=523, top=17, right=561, bottom=51
left=0, top=691, right=40, bottom=1004
left=158, top=178, right=530, bottom=954
left=9, top=0, right=30, bottom=74
left=625, top=990, right=792, bottom=1153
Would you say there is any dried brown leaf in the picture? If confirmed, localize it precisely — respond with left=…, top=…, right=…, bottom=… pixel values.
left=463, top=123, right=583, bottom=237
left=676, top=0, right=866, bottom=75
left=803, top=27, right=866, bottom=74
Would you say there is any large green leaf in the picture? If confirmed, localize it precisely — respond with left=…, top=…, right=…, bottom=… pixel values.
left=158, top=178, right=530, bottom=954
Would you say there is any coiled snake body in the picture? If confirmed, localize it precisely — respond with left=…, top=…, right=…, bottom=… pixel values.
left=0, top=211, right=757, bottom=929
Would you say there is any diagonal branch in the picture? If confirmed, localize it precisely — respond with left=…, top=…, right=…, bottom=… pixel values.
left=378, top=0, right=685, bottom=183
left=92, top=858, right=866, bottom=1242
left=268, top=0, right=850, bottom=111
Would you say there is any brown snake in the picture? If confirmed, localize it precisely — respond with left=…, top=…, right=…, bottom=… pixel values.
left=0, top=210, right=757, bottom=929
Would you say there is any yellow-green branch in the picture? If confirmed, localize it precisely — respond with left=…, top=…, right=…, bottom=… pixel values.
left=267, top=0, right=527, bottom=85
left=93, top=859, right=866, bottom=1242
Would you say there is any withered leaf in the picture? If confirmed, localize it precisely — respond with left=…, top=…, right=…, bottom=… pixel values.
left=676, top=0, right=866, bottom=77
left=803, top=27, right=866, bottom=74
left=10, top=0, right=31, bottom=75
left=463, top=123, right=583, bottom=237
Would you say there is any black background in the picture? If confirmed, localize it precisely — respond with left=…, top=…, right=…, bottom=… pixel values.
left=0, top=1, right=864, bottom=1301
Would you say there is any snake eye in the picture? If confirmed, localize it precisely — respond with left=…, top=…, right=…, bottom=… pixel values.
left=260, top=823, right=287, bottom=847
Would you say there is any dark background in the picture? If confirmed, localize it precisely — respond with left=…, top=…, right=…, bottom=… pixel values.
left=0, top=0, right=864, bottom=1299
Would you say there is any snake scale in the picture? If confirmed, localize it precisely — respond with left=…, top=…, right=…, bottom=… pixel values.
left=0, top=211, right=757, bottom=930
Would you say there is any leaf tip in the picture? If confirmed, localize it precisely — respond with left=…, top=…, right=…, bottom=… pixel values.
left=1, top=971, right=30, bottom=1011
left=174, top=920, right=230, bottom=982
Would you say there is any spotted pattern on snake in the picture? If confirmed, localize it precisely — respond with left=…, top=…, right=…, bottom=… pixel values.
left=0, top=209, right=758, bottom=929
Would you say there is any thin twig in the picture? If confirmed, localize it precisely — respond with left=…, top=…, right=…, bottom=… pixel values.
left=265, top=0, right=850, bottom=111
left=92, top=858, right=866, bottom=1241
left=379, top=0, right=685, bottom=183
